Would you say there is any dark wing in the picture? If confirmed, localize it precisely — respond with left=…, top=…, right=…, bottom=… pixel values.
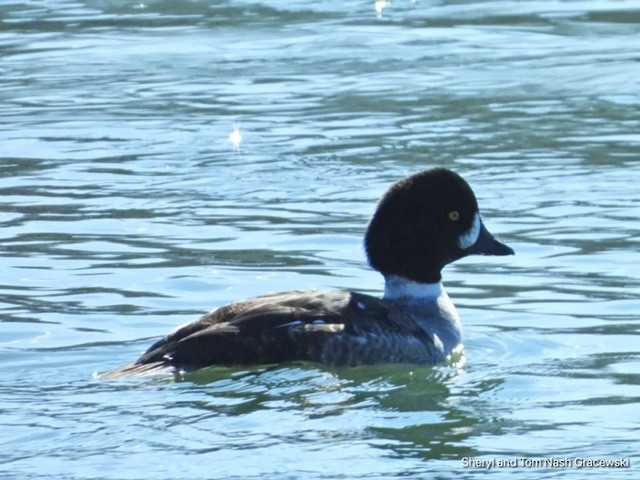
left=130, top=290, right=391, bottom=371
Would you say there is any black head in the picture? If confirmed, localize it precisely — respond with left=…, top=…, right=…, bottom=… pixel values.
left=365, top=168, right=513, bottom=283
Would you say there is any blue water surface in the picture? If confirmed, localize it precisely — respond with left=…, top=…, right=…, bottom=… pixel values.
left=1, top=1, right=639, bottom=479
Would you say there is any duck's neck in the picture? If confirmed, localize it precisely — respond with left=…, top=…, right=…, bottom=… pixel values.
left=382, top=275, right=443, bottom=301
left=382, top=274, right=461, bottom=352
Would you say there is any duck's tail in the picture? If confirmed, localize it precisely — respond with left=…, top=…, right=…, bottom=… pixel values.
left=95, top=361, right=175, bottom=379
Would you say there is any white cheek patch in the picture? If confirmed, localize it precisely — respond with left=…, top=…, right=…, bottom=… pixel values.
left=457, top=212, right=481, bottom=249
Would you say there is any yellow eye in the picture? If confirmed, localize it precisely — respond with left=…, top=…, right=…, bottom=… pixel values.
left=448, top=210, right=460, bottom=222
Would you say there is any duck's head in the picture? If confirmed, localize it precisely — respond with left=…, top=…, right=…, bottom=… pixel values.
left=365, top=167, right=514, bottom=284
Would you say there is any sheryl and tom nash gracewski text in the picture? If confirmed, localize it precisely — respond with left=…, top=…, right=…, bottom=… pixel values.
left=461, top=457, right=630, bottom=469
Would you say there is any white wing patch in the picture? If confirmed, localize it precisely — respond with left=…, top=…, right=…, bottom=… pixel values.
left=305, top=323, right=344, bottom=333
left=278, top=319, right=344, bottom=333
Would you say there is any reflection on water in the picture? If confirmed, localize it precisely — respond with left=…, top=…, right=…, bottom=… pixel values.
left=1, top=0, right=639, bottom=478
left=375, top=1, right=390, bottom=18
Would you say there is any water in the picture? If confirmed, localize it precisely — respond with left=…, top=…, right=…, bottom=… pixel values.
left=1, top=0, right=639, bottom=478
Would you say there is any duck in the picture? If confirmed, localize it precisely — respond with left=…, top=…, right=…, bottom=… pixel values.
left=101, top=167, right=513, bottom=377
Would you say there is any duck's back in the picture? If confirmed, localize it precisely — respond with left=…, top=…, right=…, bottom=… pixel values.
left=140, top=290, right=371, bottom=368
left=101, top=289, right=454, bottom=377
